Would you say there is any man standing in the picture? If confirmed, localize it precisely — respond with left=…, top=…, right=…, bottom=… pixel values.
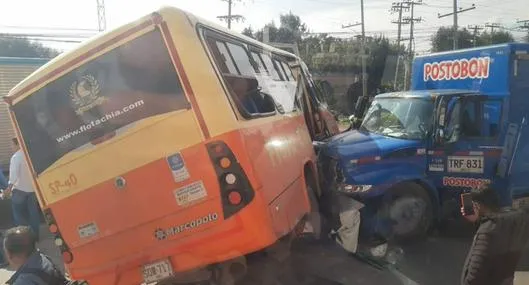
left=4, top=226, right=67, bottom=285
left=461, top=185, right=529, bottom=285
left=4, top=138, right=41, bottom=239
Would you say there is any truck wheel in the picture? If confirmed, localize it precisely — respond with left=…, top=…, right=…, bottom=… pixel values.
left=380, top=182, right=433, bottom=242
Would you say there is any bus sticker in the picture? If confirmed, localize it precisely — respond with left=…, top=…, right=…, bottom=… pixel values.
left=78, top=222, right=99, bottom=239
left=166, top=153, right=190, bottom=183
left=173, top=181, right=207, bottom=206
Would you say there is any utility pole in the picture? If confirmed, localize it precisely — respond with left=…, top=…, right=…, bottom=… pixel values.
left=391, top=1, right=410, bottom=90
left=217, top=0, right=245, bottom=29
left=438, top=3, right=476, bottom=50
left=341, top=1, right=367, bottom=98
left=485, top=22, right=502, bottom=33
left=403, top=0, right=422, bottom=90
left=404, top=1, right=423, bottom=59
left=468, top=24, right=483, bottom=46
left=360, top=0, right=367, bottom=99
left=96, top=0, right=106, bottom=31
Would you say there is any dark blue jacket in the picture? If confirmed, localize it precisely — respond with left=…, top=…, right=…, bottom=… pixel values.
left=6, top=251, right=65, bottom=285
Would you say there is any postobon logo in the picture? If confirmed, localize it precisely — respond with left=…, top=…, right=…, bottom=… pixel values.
left=69, top=74, right=107, bottom=115
left=154, top=213, right=219, bottom=241
left=442, top=176, right=491, bottom=188
left=423, top=57, right=490, bottom=81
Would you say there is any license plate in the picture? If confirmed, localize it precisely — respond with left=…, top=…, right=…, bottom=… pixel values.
left=142, top=259, right=173, bottom=284
left=447, top=156, right=484, bottom=174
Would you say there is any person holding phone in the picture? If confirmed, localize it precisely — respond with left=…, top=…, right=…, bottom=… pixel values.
left=460, top=185, right=529, bottom=285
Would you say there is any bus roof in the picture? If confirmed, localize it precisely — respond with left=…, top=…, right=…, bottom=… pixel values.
left=5, top=5, right=298, bottom=104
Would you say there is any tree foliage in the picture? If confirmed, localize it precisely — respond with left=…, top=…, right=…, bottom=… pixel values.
left=0, top=36, right=59, bottom=58
left=431, top=27, right=474, bottom=52
left=431, top=27, right=515, bottom=52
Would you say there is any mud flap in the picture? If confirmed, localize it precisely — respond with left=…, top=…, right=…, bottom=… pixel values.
left=334, top=196, right=364, bottom=253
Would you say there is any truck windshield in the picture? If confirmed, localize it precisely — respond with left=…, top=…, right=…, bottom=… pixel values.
left=360, top=97, right=434, bottom=140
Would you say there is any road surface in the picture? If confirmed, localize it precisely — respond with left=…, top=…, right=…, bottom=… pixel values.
left=0, top=221, right=528, bottom=284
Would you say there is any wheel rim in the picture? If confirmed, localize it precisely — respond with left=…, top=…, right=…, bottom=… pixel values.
left=388, top=196, right=427, bottom=236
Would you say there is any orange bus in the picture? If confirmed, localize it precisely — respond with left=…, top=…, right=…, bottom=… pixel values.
left=5, top=6, right=338, bottom=285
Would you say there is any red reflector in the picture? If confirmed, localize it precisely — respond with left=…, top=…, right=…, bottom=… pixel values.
left=49, top=224, right=58, bottom=234
left=62, top=251, right=74, bottom=264
left=228, top=191, right=242, bottom=205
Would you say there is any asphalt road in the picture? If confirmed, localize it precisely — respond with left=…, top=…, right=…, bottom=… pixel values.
left=1, top=221, right=528, bottom=285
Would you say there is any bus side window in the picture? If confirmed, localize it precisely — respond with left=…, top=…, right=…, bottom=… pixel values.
left=205, top=37, right=275, bottom=117
left=273, top=59, right=288, bottom=81
left=250, top=52, right=267, bottom=74
left=261, top=53, right=282, bottom=81
left=279, top=61, right=293, bottom=81
left=214, top=41, right=238, bottom=74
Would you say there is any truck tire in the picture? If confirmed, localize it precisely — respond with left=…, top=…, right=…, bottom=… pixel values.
left=379, top=182, right=433, bottom=243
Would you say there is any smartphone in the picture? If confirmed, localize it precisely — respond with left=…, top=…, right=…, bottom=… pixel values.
left=461, top=193, right=474, bottom=216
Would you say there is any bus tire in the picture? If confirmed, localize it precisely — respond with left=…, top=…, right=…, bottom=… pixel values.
left=380, top=182, right=433, bottom=243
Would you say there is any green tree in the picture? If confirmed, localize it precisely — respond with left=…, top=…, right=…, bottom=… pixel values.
left=478, top=31, right=514, bottom=45
left=241, top=27, right=254, bottom=39
left=0, top=36, right=59, bottom=58
left=255, top=12, right=307, bottom=44
left=431, top=27, right=474, bottom=52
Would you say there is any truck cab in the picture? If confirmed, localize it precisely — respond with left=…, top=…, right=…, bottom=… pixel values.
left=320, top=43, right=529, bottom=241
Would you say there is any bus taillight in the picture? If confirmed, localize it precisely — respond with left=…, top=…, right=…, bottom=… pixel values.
left=206, top=141, right=255, bottom=219
left=43, top=208, right=74, bottom=264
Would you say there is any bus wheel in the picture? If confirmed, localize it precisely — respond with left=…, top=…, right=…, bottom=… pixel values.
left=380, top=182, right=433, bottom=243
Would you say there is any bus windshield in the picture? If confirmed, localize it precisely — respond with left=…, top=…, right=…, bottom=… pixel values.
left=360, top=97, right=434, bottom=140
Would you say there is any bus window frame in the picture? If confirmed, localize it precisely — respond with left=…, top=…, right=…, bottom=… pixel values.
left=199, top=26, right=282, bottom=120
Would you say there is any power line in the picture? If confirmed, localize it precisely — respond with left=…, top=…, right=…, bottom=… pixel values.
left=517, top=19, right=529, bottom=31
left=484, top=22, right=502, bottom=33
left=438, top=2, right=477, bottom=50
left=467, top=24, right=484, bottom=46
left=217, top=0, right=245, bottom=29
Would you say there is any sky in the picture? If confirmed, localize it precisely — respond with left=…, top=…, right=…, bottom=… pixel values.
left=0, top=0, right=527, bottom=54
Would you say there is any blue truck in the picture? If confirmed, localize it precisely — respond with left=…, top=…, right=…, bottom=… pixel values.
left=319, top=43, right=529, bottom=241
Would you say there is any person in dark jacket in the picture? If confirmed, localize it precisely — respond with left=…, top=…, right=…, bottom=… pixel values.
left=4, top=226, right=66, bottom=285
left=461, top=185, right=529, bottom=285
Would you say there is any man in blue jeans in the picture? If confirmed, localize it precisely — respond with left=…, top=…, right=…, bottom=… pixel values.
left=4, top=138, right=40, bottom=240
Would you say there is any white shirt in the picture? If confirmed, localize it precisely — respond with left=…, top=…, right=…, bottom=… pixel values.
left=8, top=150, right=35, bottom=193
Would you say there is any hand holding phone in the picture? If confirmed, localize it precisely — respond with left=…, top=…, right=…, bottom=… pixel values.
left=461, top=193, right=479, bottom=222
left=461, top=193, right=474, bottom=216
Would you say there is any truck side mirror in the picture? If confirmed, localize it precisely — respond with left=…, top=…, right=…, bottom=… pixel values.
left=436, top=128, right=445, bottom=144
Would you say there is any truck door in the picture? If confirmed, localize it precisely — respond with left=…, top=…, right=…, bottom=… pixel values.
left=427, top=95, right=504, bottom=198
left=503, top=55, right=529, bottom=204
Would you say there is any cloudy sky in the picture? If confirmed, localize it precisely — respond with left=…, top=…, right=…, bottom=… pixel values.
left=0, top=0, right=526, bottom=53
